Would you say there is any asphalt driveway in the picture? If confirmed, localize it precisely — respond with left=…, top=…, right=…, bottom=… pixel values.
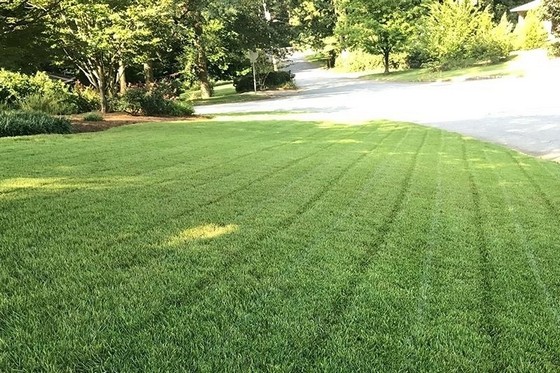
left=195, top=53, right=560, bottom=161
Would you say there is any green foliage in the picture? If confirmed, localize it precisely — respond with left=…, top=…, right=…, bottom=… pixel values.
left=472, top=14, right=514, bottom=63
left=20, top=93, right=76, bottom=115
left=335, top=50, right=408, bottom=72
left=417, top=0, right=513, bottom=70
left=337, top=0, right=420, bottom=73
left=82, top=112, right=104, bottom=122
left=514, top=10, right=549, bottom=50
left=233, top=71, right=294, bottom=93
left=548, top=40, right=560, bottom=56
left=543, top=0, right=560, bottom=36
left=117, top=85, right=193, bottom=117
left=0, top=110, right=72, bottom=137
left=74, top=86, right=101, bottom=113
left=0, top=70, right=71, bottom=105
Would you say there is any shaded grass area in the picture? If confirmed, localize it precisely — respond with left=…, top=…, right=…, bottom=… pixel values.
left=190, top=83, right=272, bottom=106
left=365, top=58, right=523, bottom=82
left=1, top=119, right=560, bottom=371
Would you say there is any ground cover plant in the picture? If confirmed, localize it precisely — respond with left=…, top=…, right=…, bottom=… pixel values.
left=1, top=119, right=560, bottom=371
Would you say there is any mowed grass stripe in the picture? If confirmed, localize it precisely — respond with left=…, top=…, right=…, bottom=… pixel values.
left=475, top=146, right=560, bottom=369
left=0, top=122, right=383, bottom=368
left=113, top=125, right=416, bottom=370
left=0, top=121, right=350, bottom=235
left=462, top=139, right=499, bottom=369
left=0, top=120, right=325, bottom=193
left=307, top=129, right=439, bottom=370
left=0, top=123, right=368, bottom=300
left=1, top=119, right=560, bottom=371
left=401, top=133, right=493, bottom=370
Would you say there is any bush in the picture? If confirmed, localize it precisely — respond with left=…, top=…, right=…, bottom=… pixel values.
left=514, top=10, right=549, bottom=50
left=74, top=86, right=100, bottom=113
left=0, top=70, right=73, bottom=106
left=233, top=71, right=294, bottom=93
left=20, top=93, right=77, bottom=115
left=417, top=0, right=513, bottom=70
left=83, top=112, right=103, bottom=122
left=117, top=85, right=194, bottom=116
left=335, top=50, right=408, bottom=72
left=548, top=40, right=560, bottom=56
left=0, top=111, right=72, bottom=137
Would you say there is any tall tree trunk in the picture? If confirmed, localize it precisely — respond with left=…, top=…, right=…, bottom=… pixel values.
left=383, top=49, right=390, bottom=74
left=143, top=61, right=154, bottom=86
left=97, top=65, right=108, bottom=113
left=118, top=60, right=127, bottom=94
left=193, top=12, right=212, bottom=99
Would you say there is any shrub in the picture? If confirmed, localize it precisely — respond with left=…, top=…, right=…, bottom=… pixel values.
left=83, top=112, right=104, bottom=122
left=117, top=85, right=194, bottom=116
left=20, top=93, right=77, bottom=115
left=417, top=0, right=513, bottom=70
left=335, top=50, right=408, bottom=72
left=0, top=70, right=73, bottom=106
left=514, top=10, right=549, bottom=50
left=474, top=14, right=514, bottom=63
left=548, top=40, right=560, bottom=56
left=0, top=111, right=72, bottom=137
left=233, top=71, right=294, bottom=93
left=74, top=86, right=100, bottom=113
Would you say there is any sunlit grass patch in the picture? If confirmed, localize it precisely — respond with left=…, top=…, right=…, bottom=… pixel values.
left=167, top=224, right=239, bottom=245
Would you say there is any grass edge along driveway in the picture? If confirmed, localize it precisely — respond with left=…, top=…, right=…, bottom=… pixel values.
left=1, top=118, right=560, bottom=371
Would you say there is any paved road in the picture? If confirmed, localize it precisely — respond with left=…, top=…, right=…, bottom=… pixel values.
left=196, top=53, right=560, bottom=161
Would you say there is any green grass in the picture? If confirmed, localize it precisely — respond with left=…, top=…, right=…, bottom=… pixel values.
left=191, top=83, right=272, bottom=106
left=365, top=58, right=524, bottom=82
left=2, top=119, right=560, bottom=371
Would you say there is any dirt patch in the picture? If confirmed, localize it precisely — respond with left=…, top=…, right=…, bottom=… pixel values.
left=70, top=113, right=205, bottom=133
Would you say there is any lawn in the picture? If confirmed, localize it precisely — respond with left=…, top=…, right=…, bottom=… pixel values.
left=364, top=58, right=524, bottom=82
left=1, top=119, right=560, bottom=371
left=190, top=83, right=272, bottom=106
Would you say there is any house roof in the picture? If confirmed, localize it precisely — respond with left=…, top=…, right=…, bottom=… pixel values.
left=511, top=0, right=541, bottom=13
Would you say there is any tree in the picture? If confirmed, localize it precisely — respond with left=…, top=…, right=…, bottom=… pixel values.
left=0, top=1, right=61, bottom=72
left=544, top=0, right=560, bottom=36
left=289, top=0, right=339, bottom=67
left=337, top=0, right=419, bottom=73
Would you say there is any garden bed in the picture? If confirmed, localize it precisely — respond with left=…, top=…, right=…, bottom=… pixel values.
left=70, top=112, right=203, bottom=133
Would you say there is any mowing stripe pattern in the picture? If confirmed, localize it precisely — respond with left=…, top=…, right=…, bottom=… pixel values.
left=1, top=119, right=560, bottom=371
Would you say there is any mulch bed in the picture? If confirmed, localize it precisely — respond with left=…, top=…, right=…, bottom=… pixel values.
left=70, top=113, right=204, bottom=133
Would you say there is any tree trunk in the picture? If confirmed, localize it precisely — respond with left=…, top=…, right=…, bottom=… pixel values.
left=383, top=50, right=390, bottom=74
left=193, top=12, right=212, bottom=99
left=98, top=65, right=109, bottom=113
left=143, top=61, right=154, bottom=86
left=118, top=60, right=127, bottom=94
left=327, top=50, right=336, bottom=69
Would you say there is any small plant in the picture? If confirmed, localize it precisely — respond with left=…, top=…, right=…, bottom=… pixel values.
left=233, top=71, right=295, bottom=93
left=20, top=93, right=77, bottom=115
left=117, top=85, right=194, bottom=116
left=82, top=112, right=103, bottom=121
left=0, top=111, right=72, bottom=137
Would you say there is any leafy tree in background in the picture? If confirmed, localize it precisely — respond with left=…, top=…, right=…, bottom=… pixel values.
left=0, top=1, right=61, bottom=72
left=543, top=0, right=560, bottom=36
left=290, top=0, right=339, bottom=67
left=417, top=0, right=512, bottom=70
left=338, top=0, right=420, bottom=73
